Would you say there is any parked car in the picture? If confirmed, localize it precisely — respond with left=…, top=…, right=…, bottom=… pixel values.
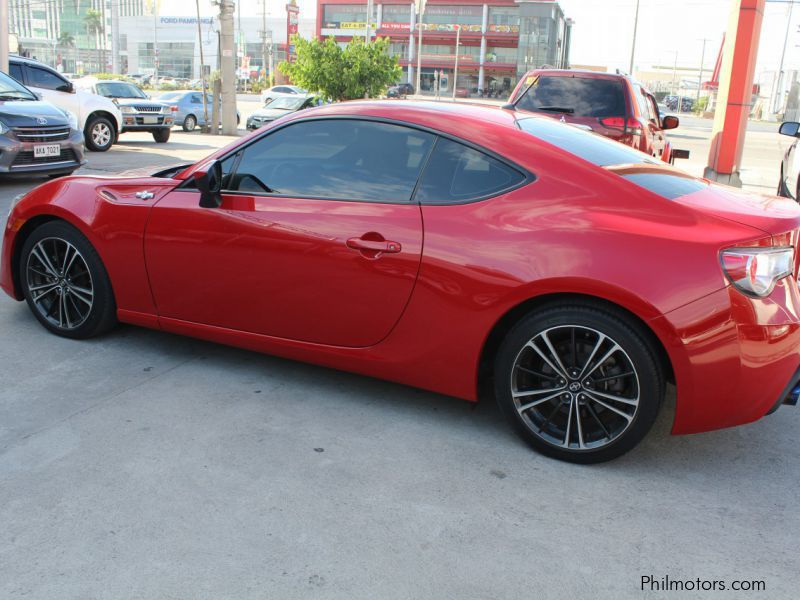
left=387, top=83, right=414, bottom=98
left=509, top=69, right=685, bottom=163
left=153, top=91, right=240, bottom=131
left=0, top=70, right=85, bottom=177
left=259, top=85, right=307, bottom=105
left=664, top=95, right=694, bottom=113
left=454, top=87, right=471, bottom=98
left=778, top=120, right=800, bottom=201
left=5, top=102, right=800, bottom=463
left=77, top=79, right=173, bottom=143
left=8, top=55, right=121, bottom=152
left=246, top=95, right=324, bottom=130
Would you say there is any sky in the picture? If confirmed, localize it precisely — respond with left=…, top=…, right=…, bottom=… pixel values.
left=160, top=0, right=799, bottom=75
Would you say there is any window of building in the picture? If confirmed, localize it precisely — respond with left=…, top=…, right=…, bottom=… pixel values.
left=323, top=4, right=377, bottom=28
left=424, top=5, right=482, bottom=26
left=488, top=6, right=519, bottom=27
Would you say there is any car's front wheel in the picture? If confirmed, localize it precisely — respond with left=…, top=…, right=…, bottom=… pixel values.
left=494, top=304, right=663, bottom=463
left=84, top=116, right=115, bottom=152
left=182, top=114, right=197, bottom=132
left=20, top=221, right=117, bottom=339
left=152, top=129, right=171, bottom=143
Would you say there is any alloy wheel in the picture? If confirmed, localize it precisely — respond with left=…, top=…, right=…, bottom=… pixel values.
left=510, top=325, right=640, bottom=451
left=25, top=237, right=94, bottom=330
left=92, top=122, right=112, bottom=148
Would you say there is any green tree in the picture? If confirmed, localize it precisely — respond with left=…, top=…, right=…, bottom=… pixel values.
left=279, top=36, right=401, bottom=101
left=84, top=9, right=104, bottom=73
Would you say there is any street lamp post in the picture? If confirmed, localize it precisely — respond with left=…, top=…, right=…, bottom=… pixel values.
left=415, top=0, right=426, bottom=95
left=628, top=0, right=640, bottom=75
left=452, top=25, right=461, bottom=100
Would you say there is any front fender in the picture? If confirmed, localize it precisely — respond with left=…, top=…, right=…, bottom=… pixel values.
left=2, top=176, right=177, bottom=315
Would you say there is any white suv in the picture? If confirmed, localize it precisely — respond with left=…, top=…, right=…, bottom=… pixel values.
left=9, top=56, right=122, bottom=152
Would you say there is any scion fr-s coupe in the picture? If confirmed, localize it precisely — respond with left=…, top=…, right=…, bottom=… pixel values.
left=3, top=101, right=800, bottom=463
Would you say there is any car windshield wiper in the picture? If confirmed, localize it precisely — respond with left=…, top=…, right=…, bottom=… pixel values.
left=0, top=93, right=34, bottom=100
left=534, top=106, right=575, bottom=114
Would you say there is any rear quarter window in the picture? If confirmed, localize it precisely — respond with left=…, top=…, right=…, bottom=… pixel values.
left=516, top=76, right=627, bottom=118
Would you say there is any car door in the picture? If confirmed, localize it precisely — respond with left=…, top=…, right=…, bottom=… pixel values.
left=786, top=140, right=800, bottom=199
left=23, top=64, right=80, bottom=117
left=644, top=93, right=667, bottom=160
left=144, top=118, right=435, bottom=347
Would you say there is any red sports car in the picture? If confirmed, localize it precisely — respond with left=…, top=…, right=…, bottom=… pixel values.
left=3, top=101, right=800, bottom=463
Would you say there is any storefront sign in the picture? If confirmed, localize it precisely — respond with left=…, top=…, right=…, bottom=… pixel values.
left=159, top=16, right=213, bottom=25
left=340, top=21, right=377, bottom=29
left=488, top=24, right=519, bottom=33
left=286, top=0, right=299, bottom=62
left=421, top=23, right=481, bottom=33
left=380, top=22, right=411, bottom=32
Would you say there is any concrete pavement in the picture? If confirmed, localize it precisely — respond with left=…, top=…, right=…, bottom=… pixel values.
left=0, top=118, right=798, bottom=600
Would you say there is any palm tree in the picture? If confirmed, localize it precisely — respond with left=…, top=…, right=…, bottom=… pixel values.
left=57, top=31, right=75, bottom=72
left=84, top=9, right=104, bottom=73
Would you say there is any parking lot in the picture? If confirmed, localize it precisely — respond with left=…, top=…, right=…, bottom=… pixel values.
left=1, top=110, right=799, bottom=599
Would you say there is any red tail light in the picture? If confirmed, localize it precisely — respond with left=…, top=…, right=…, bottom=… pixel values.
left=720, top=247, right=794, bottom=297
left=600, top=117, right=643, bottom=136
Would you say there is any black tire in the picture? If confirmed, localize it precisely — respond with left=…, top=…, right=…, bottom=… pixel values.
left=19, top=221, right=117, bottom=339
left=182, top=114, right=197, bottom=132
left=494, top=303, right=664, bottom=463
left=84, top=115, right=115, bottom=152
left=152, top=129, right=171, bottom=143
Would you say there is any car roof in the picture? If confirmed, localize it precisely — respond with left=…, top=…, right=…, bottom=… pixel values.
left=283, top=100, right=519, bottom=131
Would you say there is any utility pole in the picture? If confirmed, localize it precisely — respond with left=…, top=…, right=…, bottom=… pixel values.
left=415, top=0, right=426, bottom=95
left=196, top=0, right=209, bottom=132
left=0, top=0, right=9, bottom=73
left=261, top=0, right=269, bottom=85
left=628, top=0, right=640, bottom=75
left=697, top=38, right=711, bottom=102
left=219, top=0, right=238, bottom=135
left=153, top=3, right=159, bottom=90
left=773, top=0, right=795, bottom=114
left=365, top=0, right=373, bottom=43
left=452, top=25, right=461, bottom=100
left=111, top=0, right=120, bottom=73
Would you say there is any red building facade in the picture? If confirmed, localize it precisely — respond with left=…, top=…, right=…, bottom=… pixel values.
left=316, top=0, right=572, bottom=97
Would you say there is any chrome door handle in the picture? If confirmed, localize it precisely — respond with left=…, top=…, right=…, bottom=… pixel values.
left=135, top=191, right=154, bottom=200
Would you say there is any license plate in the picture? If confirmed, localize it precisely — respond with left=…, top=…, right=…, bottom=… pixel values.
left=142, top=116, right=159, bottom=124
left=33, top=144, right=61, bottom=158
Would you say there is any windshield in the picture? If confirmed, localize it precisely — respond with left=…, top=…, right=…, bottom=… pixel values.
left=96, top=82, right=148, bottom=99
left=516, top=76, right=626, bottom=118
left=0, top=71, right=37, bottom=100
left=155, top=92, right=183, bottom=101
left=267, top=96, right=307, bottom=110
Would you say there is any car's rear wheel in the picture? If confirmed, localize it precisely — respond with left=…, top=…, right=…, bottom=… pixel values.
left=182, top=114, right=197, bottom=132
left=153, top=129, right=171, bottom=143
left=20, top=221, right=117, bottom=339
left=84, top=116, right=115, bottom=152
left=494, top=304, right=663, bottom=463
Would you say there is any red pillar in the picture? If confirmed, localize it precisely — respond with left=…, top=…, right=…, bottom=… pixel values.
left=704, top=0, right=765, bottom=187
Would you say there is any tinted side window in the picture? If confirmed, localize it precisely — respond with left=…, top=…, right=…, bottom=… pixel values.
left=191, top=94, right=202, bottom=103
left=8, top=62, right=24, bottom=83
left=27, top=66, right=67, bottom=90
left=516, top=76, right=626, bottom=118
left=228, top=120, right=435, bottom=202
left=633, top=84, right=651, bottom=121
left=415, top=138, right=526, bottom=204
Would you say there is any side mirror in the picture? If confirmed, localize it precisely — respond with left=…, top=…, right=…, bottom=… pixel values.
left=194, top=160, right=223, bottom=208
left=779, top=122, right=800, bottom=138
left=662, top=115, right=679, bottom=130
